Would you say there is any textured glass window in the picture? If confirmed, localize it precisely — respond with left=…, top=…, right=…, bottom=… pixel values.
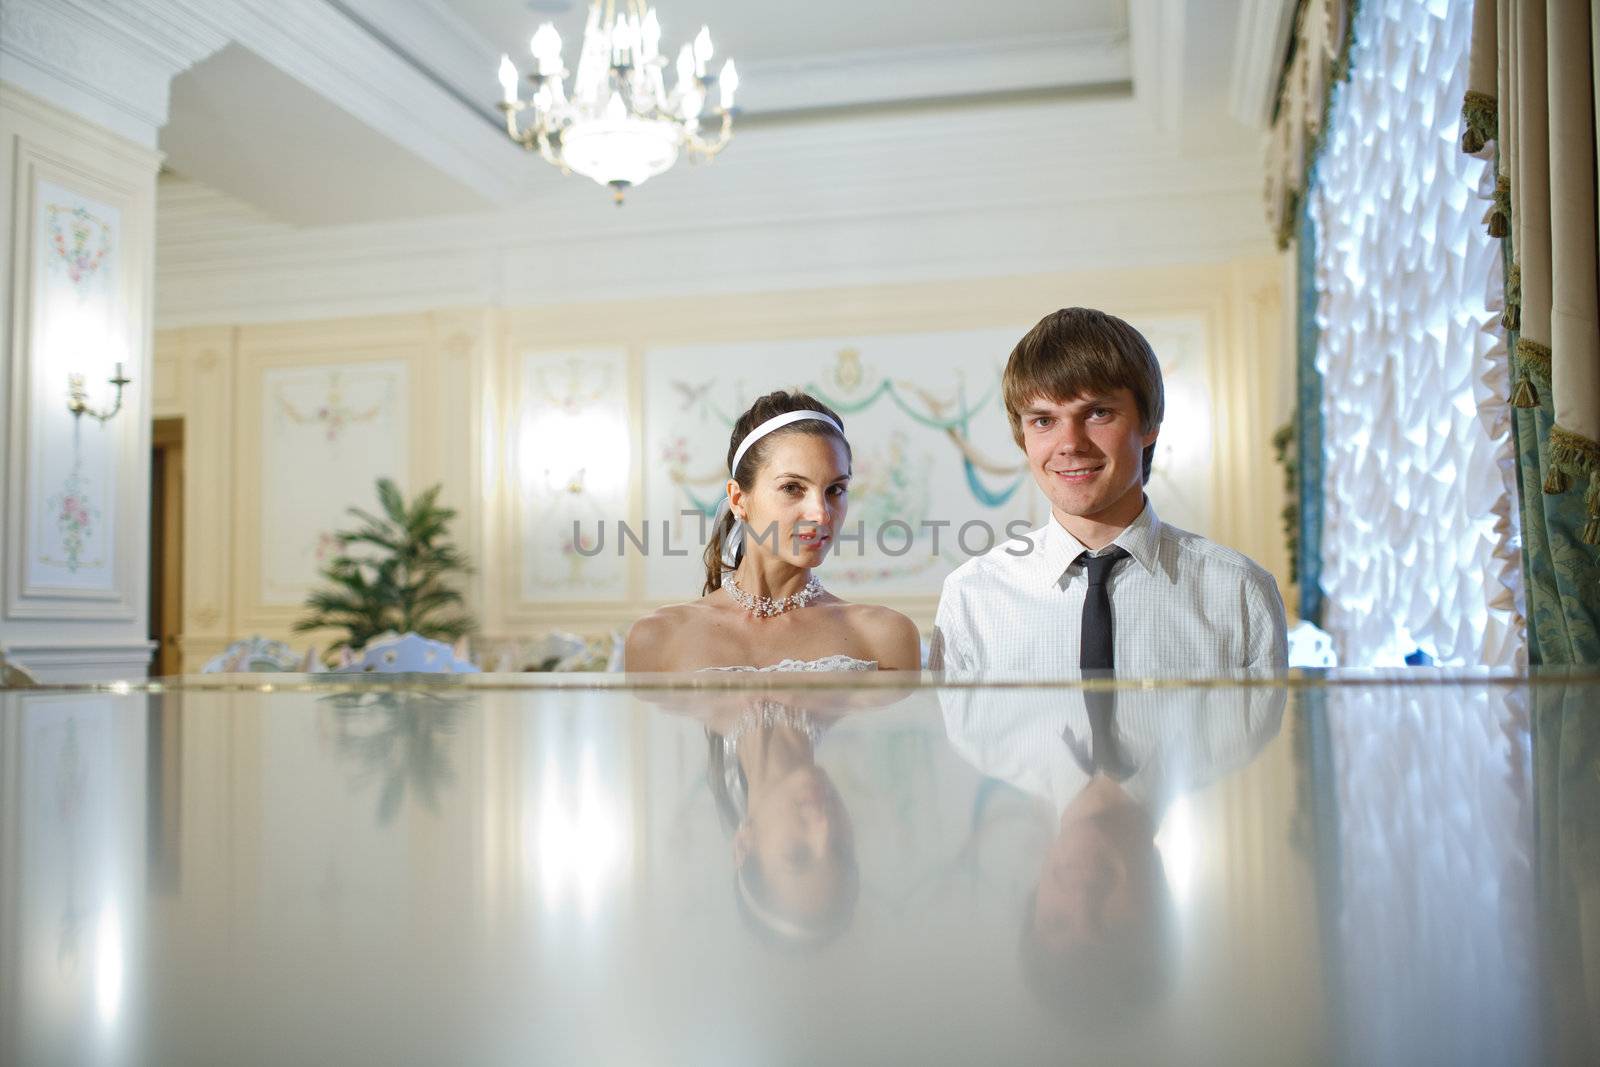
left=1309, top=0, right=1522, bottom=666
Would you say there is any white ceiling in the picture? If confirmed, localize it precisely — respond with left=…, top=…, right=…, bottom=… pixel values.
left=162, top=44, right=493, bottom=227
left=440, top=0, right=1127, bottom=64
left=156, top=0, right=1262, bottom=230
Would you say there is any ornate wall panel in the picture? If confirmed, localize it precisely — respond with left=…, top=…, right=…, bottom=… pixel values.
left=257, top=362, right=409, bottom=606
left=514, top=349, right=631, bottom=604
left=23, top=181, right=122, bottom=595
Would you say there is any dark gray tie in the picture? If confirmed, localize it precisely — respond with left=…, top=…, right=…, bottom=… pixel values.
left=1077, top=546, right=1130, bottom=671
left=1070, top=546, right=1133, bottom=780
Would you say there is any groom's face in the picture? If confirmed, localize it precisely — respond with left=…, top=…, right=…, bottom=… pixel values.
left=1019, top=389, right=1157, bottom=528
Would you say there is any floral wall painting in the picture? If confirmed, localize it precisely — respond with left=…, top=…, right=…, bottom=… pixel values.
left=260, top=363, right=408, bottom=605
left=518, top=350, right=631, bottom=601
left=642, top=328, right=1036, bottom=600
left=641, top=320, right=1215, bottom=601
left=25, top=180, right=122, bottom=593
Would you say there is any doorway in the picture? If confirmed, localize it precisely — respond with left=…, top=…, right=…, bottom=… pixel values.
left=150, top=418, right=185, bottom=676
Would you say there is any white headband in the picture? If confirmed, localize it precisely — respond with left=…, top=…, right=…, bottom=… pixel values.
left=729, top=410, right=845, bottom=476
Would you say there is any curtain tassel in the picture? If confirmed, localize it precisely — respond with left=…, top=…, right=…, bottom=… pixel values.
left=1461, top=90, right=1497, bottom=154
left=1513, top=338, right=1550, bottom=408
left=1501, top=302, right=1520, bottom=331
left=1511, top=375, right=1539, bottom=408
left=1487, top=175, right=1511, bottom=237
left=1543, top=464, right=1572, bottom=495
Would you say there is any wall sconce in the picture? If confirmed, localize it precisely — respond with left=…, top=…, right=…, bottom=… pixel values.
left=67, top=363, right=130, bottom=424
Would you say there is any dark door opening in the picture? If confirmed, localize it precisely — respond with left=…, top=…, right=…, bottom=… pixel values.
left=150, top=417, right=185, bottom=677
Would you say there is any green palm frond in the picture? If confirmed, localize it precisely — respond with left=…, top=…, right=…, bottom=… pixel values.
left=294, top=479, right=478, bottom=658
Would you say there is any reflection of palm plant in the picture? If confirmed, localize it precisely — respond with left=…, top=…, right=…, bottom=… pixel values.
left=325, top=690, right=460, bottom=823
left=293, top=479, right=475, bottom=653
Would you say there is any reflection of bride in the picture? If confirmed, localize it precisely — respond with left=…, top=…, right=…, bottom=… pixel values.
left=624, top=390, right=921, bottom=672
left=706, top=698, right=858, bottom=946
left=646, top=683, right=916, bottom=946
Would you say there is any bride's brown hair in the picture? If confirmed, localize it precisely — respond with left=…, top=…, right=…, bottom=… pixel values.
left=702, top=390, right=850, bottom=595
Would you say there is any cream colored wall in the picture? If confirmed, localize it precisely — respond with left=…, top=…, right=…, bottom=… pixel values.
left=155, top=257, right=1289, bottom=668
left=0, top=83, right=163, bottom=681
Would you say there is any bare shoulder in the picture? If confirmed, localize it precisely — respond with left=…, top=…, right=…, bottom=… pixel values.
left=836, top=602, right=923, bottom=670
left=624, top=601, right=713, bottom=671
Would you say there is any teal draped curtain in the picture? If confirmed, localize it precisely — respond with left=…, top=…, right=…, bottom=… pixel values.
left=1296, top=203, right=1326, bottom=626
left=1460, top=1, right=1600, bottom=665
left=1503, top=259, right=1600, bottom=663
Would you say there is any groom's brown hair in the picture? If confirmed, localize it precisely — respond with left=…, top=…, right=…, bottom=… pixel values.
left=1002, top=308, right=1165, bottom=482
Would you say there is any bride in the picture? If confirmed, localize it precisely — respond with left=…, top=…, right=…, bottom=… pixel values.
left=624, top=390, right=922, bottom=672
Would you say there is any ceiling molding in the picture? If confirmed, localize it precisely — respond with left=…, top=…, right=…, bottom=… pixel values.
left=0, top=0, right=227, bottom=146
left=157, top=98, right=1253, bottom=264
left=164, top=0, right=528, bottom=204
left=335, top=0, right=501, bottom=99
left=1229, top=0, right=1296, bottom=127
left=153, top=179, right=1271, bottom=328
left=1128, top=0, right=1185, bottom=134
left=154, top=98, right=1270, bottom=327
left=736, top=31, right=1131, bottom=115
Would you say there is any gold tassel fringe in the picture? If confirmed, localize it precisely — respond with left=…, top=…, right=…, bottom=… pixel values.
left=1488, top=175, right=1511, bottom=236
left=1461, top=90, right=1497, bottom=153
left=1549, top=424, right=1600, bottom=475
left=1517, top=338, right=1553, bottom=384
left=1511, top=376, right=1538, bottom=407
left=1502, top=303, right=1520, bottom=331
left=1544, top=465, right=1572, bottom=494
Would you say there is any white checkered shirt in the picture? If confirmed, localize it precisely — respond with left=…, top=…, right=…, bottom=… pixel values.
left=940, top=684, right=1286, bottom=816
left=929, top=499, right=1288, bottom=676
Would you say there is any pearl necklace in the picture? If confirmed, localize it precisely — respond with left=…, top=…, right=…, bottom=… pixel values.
left=725, top=573, right=824, bottom=618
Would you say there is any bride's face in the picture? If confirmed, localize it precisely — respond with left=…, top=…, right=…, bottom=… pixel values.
left=731, top=433, right=851, bottom=568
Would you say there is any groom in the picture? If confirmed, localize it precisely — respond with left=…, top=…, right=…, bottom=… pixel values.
left=930, top=307, right=1288, bottom=674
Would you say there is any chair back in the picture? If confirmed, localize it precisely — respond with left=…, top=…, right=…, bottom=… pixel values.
left=202, top=636, right=320, bottom=674
left=333, top=632, right=479, bottom=674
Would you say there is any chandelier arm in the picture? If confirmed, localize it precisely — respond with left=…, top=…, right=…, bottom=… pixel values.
left=684, top=111, right=734, bottom=158
left=535, top=128, right=567, bottom=172
left=499, top=102, right=535, bottom=150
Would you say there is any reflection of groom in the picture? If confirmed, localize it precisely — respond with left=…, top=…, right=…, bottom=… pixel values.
left=929, top=308, right=1288, bottom=675
left=941, top=685, right=1285, bottom=1027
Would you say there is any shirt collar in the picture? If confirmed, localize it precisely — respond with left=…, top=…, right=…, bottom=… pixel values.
left=1041, top=496, right=1163, bottom=588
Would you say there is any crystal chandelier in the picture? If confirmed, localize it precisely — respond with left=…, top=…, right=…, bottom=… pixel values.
left=496, top=1, right=738, bottom=204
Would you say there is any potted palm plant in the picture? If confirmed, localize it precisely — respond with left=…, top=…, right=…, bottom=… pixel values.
left=293, top=478, right=476, bottom=658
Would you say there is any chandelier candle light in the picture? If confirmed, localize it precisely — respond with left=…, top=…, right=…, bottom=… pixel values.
left=496, top=0, right=738, bottom=204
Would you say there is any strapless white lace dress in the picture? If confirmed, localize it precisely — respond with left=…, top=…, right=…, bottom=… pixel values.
left=698, top=655, right=878, bottom=673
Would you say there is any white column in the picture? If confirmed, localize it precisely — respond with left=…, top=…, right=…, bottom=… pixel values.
left=0, top=2, right=222, bottom=681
